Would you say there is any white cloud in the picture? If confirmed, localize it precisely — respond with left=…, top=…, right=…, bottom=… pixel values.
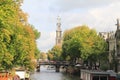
left=36, top=31, right=56, bottom=52
left=89, top=2, right=120, bottom=31
left=22, top=0, right=120, bottom=52
left=49, top=0, right=119, bottom=12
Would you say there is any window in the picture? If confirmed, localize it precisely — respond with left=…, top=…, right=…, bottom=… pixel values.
left=93, top=76, right=99, bottom=80
left=100, top=76, right=107, bottom=80
left=92, top=76, right=108, bottom=80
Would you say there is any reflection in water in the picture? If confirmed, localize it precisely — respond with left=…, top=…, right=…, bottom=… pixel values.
left=30, top=65, right=80, bottom=80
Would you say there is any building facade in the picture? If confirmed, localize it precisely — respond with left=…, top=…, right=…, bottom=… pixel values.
left=115, top=19, right=120, bottom=72
left=99, top=19, right=120, bottom=72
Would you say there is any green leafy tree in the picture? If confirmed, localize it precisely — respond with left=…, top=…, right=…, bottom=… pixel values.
left=0, top=0, right=40, bottom=71
left=62, top=25, right=107, bottom=65
left=48, top=45, right=62, bottom=61
left=47, top=50, right=54, bottom=60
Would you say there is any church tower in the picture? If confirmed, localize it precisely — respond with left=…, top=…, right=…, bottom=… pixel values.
left=56, top=16, right=62, bottom=46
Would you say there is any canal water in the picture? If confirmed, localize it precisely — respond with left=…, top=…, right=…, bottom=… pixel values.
left=30, top=65, right=80, bottom=80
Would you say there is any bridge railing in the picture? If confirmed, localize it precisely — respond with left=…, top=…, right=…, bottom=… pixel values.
left=39, top=61, right=71, bottom=66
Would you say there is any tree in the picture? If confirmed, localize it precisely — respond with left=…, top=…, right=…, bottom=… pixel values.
left=47, top=50, right=54, bottom=60
left=0, top=0, right=40, bottom=71
left=48, top=45, right=62, bottom=61
left=40, top=52, right=47, bottom=61
left=62, top=25, right=107, bottom=65
left=86, top=34, right=108, bottom=69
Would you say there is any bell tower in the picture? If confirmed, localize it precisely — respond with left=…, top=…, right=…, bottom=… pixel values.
left=56, top=16, right=62, bottom=46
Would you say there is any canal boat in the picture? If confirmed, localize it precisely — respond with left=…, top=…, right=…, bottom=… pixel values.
left=80, top=69, right=117, bottom=80
left=47, top=65, right=55, bottom=70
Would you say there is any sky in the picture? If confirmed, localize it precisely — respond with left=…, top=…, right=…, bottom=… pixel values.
left=21, top=0, right=120, bottom=52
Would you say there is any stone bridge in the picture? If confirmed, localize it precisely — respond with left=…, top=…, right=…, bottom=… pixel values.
left=36, top=61, right=70, bottom=72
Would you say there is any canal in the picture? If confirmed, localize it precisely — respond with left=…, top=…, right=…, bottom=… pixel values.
left=30, top=65, right=80, bottom=80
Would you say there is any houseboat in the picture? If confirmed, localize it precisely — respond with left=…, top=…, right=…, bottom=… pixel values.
left=80, top=69, right=116, bottom=80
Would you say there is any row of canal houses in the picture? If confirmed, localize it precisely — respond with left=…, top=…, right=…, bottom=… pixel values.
left=99, top=19, right=120, bottom=73
left=80, top=19, right=120, bottom=80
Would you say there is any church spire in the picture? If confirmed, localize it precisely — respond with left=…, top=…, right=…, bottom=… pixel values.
left=116, top=18, right=120, bottom=30
left=56, top=16, right=62, bottom=46
left=56, top=16, right=61, bottom=31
